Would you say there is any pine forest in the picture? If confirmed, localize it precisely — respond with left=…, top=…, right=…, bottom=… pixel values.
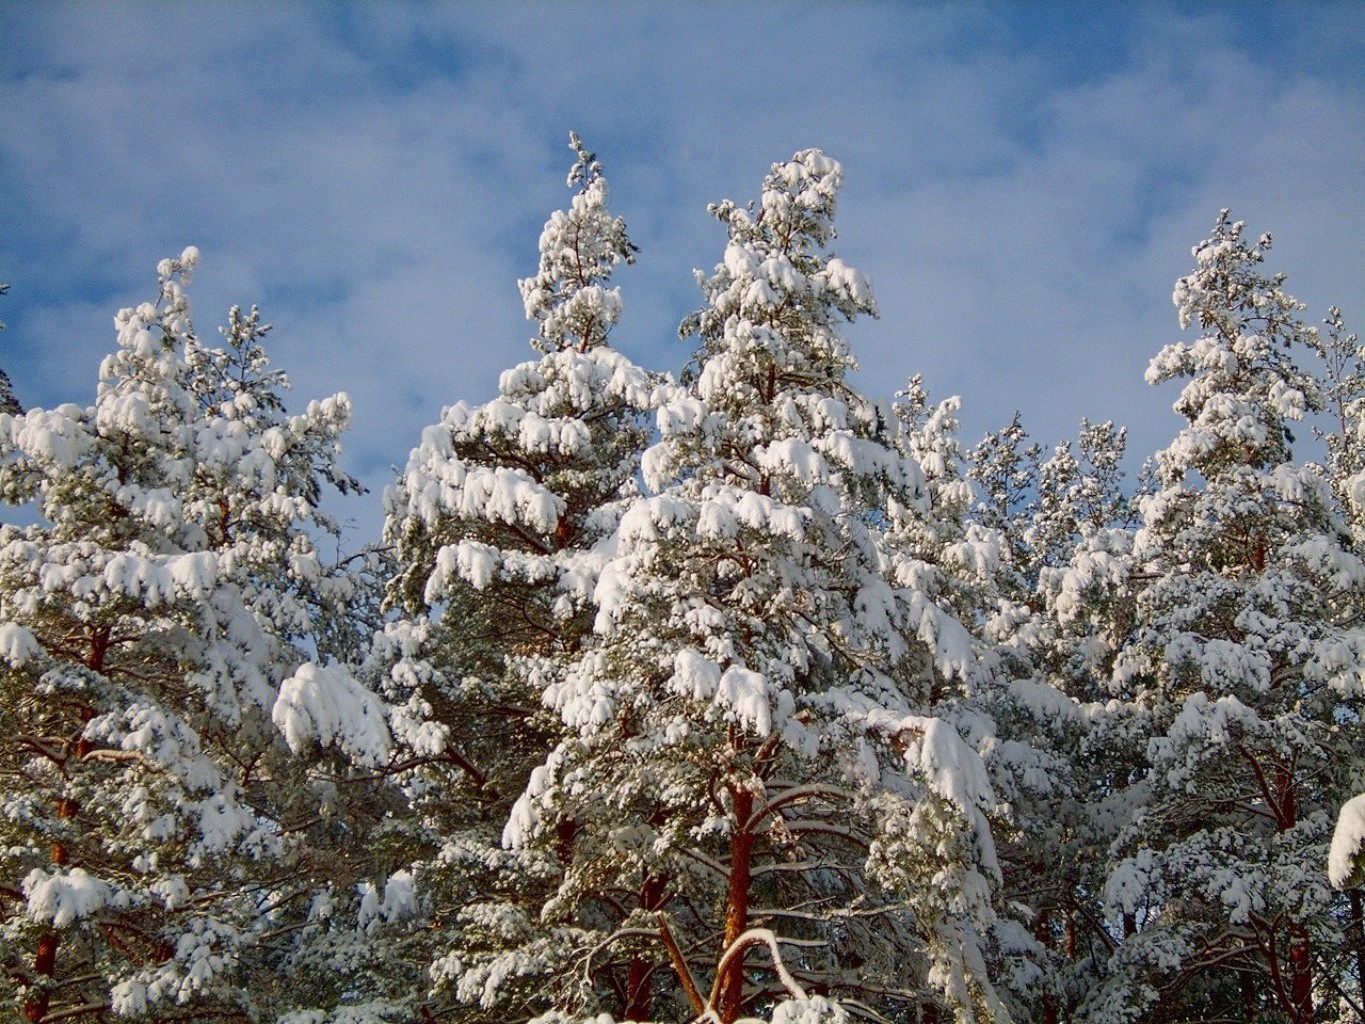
left=3, top=136, right=1364, bottom=1024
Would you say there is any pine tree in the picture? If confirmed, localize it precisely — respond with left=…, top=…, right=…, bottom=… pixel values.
left=357, top=133, right=660, bottom=1022
left=1083, top=212, right=1365, bottom=1024
left=968, top=413, right=1043, bottom=605
left=1317, top=305, right=1365, bottom=537
left=900, top=382, right=1147, bottom=1022
left=1020, top=424, right=1147, bottom=1023
left=0, top=249, right=371, bottom=1022
left=500, top=149, right=1009, bottom=1024
left=891, top=378, right=1079, bottom=1024
left=892, top=377, right=1005, bottom=635
left=1316, top=302, right=1365, bottom=1020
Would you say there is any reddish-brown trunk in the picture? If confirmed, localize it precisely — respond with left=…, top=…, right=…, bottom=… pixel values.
left=1033, top=909, right=1059, bottom=1024
left=623, top=957, right=652, bottom=1021
left=1034, top=908, right=1051, bottom=947
left=717, top=786, right=755, bottom=1024
left=1288, top=922, right=1314, bottom=1024
left=555, top=817, right=577, bottom=866
left=1276, top=764, right=1297, bottom=832
left=621, top=874, right=667, bottom=1020
left=1123, top=912, right=1136, bottom=938
left=24, top=931, right=60, bottom=1022
left=30, top=642, right=101, bottom=1023
left=31, top=758, right=86, bottom=1021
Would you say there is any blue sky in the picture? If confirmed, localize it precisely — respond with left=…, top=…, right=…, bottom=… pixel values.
left=3, top=1, right=1364, bottom=545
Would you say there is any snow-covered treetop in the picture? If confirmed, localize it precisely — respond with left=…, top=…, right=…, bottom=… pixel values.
left=680, top=149, right=876, bottom=407
left=1147, top=210, right=1322, bottom=486
left=650, top=149, right=892, bottom=510
left=518, top=131, right=637, bottom=354
left=0, top=283, right=20, bottom=417
left=5, top=248, right=355, bottom=550
left=0, top=248, right=374, bottom=1022
left=385, top=135, right=655, bottom=622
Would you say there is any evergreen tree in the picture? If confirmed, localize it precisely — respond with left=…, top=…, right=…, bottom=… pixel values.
left=1083, top=212, right=1365, bottom=1024
left=1317, top=306, right=1365, bottom=535
left=904, top=383, right=1144, bottom=1022
left=499, top=149, right=1009, bottom=1024
left=356, top=133, right=660, bottom=1023
left=968, top=413, right=1043, bottom=606
left=1317, top=302, right=1365, bottom=1019
left=1023, top=426, right=1148, bottom=1024
left=0, top=282, right=21, bottom=416
left=0, top=250, right=370, bottom=1021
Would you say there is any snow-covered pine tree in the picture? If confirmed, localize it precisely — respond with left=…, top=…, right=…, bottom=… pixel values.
left=500, top=149, right=1010, bottom=1024
left=1026, top=422, right=1132, bottom=577
left=1315, top=302, right=1365, bottom=1012
left=968, top=413, right=1042, bottom=606
left=895, top=383, right=1141, bottom=1022
left=890, top=378, right=1073, bottom=1024
left=891, top=377, right=1005, bottom=638
left=0, top=249, right=373, bottom=1022
left=353, top=133, right=659, bottom=1022
left=1083, top=212, right=1365, bottom=1024
left=1018, top=423, right=1148, bottom=1023
left=1317, top=305, right=1365, bottom=536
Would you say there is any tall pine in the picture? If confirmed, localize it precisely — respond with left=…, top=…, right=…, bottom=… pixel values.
left=0, top=250, right=368, bottom=1022
left=500, top=149, right=1009, bottom=1024
left=366, top=133, right=659, bottom=1022
left=1084, top=213, right=1365, bottom=1024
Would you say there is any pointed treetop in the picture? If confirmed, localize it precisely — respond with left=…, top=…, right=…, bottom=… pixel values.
left=565, top=130, right=602, bottom=190
left=519, top=133, right=636, bottom=354
left=1147, top=209, right=1322, bottom=484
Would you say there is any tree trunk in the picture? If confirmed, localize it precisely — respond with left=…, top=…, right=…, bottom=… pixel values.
left=623, top=957, right=652, bottom=1022
left=1288, top=921, right=1314, bottom=1024
left=1034, top=908, right=1058, bottom=1024
left=28, top=789, right=81, bottom=1021
left=26, top=634, right=104, bottom=1022
left=1350, top=890, right=1365, bottom=1006
left=622, top=874, right=667, bottom=1020
left=24, top=932, right=60, bottom=1022
left=717, top=786, right=755, bottom=1023
left=1241, top=968, right=1257, bottom=1023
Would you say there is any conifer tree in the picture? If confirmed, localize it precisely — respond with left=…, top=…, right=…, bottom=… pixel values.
left=498, top=149, right=1009, bottom=1024
left=0, top=250, right=368, bottom=1022
left=359, top=133, right=659, bottom=1022
left=1317, top=306, right=1365, bottom=535
left=0, top=282, right=21, bottom=417
left=892, top=379, right=1081, bottom=1024
left=901, top=383, right=1144, bottom=1022
left=1083, top=212, right=1365, bottom=1024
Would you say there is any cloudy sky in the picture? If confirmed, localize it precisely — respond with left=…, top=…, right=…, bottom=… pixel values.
left=3, top=2, right=1364, bottom=545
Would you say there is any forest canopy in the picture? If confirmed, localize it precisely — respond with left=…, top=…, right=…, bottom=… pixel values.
left=2, top=136, right=1363, bottom=1024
